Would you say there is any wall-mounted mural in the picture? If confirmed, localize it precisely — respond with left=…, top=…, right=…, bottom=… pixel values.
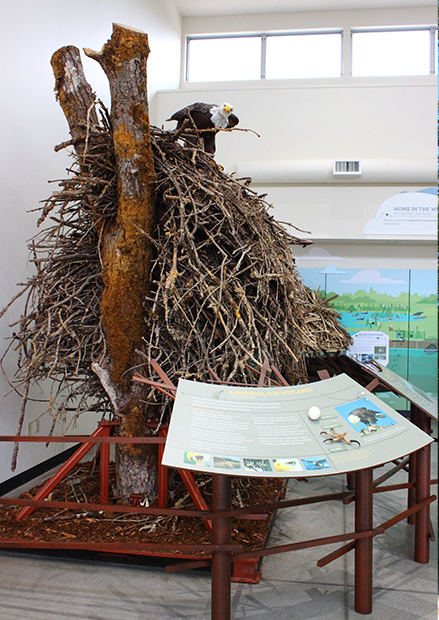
left=298, top=265, right=437, bottom=407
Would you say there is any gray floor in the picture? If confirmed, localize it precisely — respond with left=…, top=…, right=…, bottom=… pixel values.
left=0, top=440, right=437, bottom=620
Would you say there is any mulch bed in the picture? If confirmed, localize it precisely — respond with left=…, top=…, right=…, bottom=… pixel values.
left=0, top=462, right=286, bottom=557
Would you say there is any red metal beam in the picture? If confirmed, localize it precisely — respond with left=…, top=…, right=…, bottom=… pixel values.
left=257, top=359, right=269, bottom=387
left=0, top=435, right=165, bottom=444
left=179, top=469, right=212, bottom=533
left=364, top=377, right=381, bottom=392
left=98, top=421, right=112, bottom=505
left=15, top=425, right=108, bottom=521
left=270, top=364, right=290, bottom=386
left=0, top=496, right=208, bottom=518
left=166, top=559, right=212, bottom=573
left=200, top=490, right=350, bottom=520
left=317, top=369, right=331, bottom=380
left=317, top=541, right=355, bottom=567
left=132, top=374, right=176, bottom=400
left=0, top=538, right=241, bottom=554
left=150, top=358, right=177, bottom=388
left=157, top=428, right=169, bottom=509
left=232, top=526, right=384, bottom=561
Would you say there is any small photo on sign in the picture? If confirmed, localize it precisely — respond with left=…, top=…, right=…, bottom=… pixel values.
left=213, top=456, right=241, bottom=470
left=272, top=458, right=303, bottom=472
left=243, top=458, right=272, bottom=473
left=334, top=397, right=396, bottom=435
left=301, top=457, right=331, bottom=471
left=184, top=451, right=210, bottom=466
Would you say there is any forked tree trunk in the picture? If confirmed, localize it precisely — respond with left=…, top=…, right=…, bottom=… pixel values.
left=51, top=45, right=99, bottom=156
left=52, top=24, right=158, bottom=501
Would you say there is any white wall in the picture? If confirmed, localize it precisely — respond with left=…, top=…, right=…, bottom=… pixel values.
left=0, top=0, right=181, bottom=481
left=156, top=5, right=437, bottom=241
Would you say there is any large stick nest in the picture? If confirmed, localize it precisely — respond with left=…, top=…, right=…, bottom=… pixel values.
left=1, top=105, right=352, bottom=440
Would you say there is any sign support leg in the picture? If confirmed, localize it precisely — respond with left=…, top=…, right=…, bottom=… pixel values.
left=407, top=405, right=419, bottom=524
left=355, top=467, right=373, bottom=614
left=414, top=411, right=431, bottom=563
left=211, top=474, right=232, bottom=620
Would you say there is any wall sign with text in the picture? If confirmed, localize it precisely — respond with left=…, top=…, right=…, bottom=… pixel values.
left=363, top=190, right=437, bottom=236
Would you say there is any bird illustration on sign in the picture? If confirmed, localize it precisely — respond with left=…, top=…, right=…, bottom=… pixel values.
left=335, top=397, right=396, bottom=435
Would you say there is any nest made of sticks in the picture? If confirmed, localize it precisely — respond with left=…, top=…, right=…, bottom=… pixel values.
left=1, top=103, right=352, bottom=447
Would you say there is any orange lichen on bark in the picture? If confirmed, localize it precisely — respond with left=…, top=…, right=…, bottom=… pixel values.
left=86, top=26, right=156, bottom=391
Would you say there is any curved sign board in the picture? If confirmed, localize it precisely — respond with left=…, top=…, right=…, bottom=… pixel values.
left=360, top=359, right=438, bottom=420
left=162, top=374, right=432, bottom=477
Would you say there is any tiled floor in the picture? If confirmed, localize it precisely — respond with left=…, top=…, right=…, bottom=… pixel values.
left=0, top=438, right=436, bottom=620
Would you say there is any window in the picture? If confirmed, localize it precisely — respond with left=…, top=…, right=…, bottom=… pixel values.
left=265, top=32, right=342, bottom=79
left=351, top=27, right=436, bottom=77
left=186, top=26, right=437, bottom=82
left=186, top=31, right=342, bottom=82
left=186, top=36, right=261, bottom=82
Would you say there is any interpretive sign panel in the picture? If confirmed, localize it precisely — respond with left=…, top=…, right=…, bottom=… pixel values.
left=360, top=359, right=438, bottom=420
left=162, top=374, right=432, bottom=477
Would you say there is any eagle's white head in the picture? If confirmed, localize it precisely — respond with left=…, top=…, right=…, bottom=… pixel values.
left=210, top=102, right=233, bottom=128
left=220, top=102, right=233, bottom=116
left=348, top=413, right=360, bottom=426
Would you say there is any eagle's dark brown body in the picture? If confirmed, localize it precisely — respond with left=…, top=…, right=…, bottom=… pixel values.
left=168, top=102, right=239, bottom=154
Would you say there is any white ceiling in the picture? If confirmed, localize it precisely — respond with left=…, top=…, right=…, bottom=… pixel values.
left=173, top=0, right=432, bottom=17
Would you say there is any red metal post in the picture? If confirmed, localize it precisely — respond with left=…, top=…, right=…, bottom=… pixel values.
left=15, top=425, right=108, bottom=521
left=98, top=421, right=112, bottom=505
left=354, top=468, right=374, bottom=615
left=346, top=472, right=356, bottom=491
left=211, top=474, right=232, bottom=620
left=157, top=428, right=169, bottom=509
left=407, top=405, right=419, bottom=524
left=407, top=452, right=417, bottom=524
left=414, top=408, right=431, bottom=563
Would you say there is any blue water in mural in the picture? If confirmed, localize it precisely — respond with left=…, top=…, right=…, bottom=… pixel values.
left=336, top=312, right=437, bottom=400
left=338, top=311, right=425, bottom=329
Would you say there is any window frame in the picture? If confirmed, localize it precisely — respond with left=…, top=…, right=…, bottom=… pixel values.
left=185, top=25, right=438, bottom=83
left=350, top=25, right=438, bottom=77
left=185, top=33, right=262, bottom=83
left=185, top=29, right=344, bottom=83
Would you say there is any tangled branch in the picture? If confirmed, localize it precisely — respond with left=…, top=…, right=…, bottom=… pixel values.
left=1, top=104, right=352, bottom=454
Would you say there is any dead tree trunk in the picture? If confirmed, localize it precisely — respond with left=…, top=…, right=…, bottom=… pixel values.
left=51, top=45, right=99, bottom=157
left=84, top=24, right=157, bottom=501
left=52, top=25, right=158, bottom=501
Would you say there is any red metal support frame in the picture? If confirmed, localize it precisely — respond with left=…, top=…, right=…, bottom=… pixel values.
left=408, top=404, right=420, bottom=525
left=408, top=451, right=417, bottom=525
left=157, top=427, right=169, bottom=509
left=211, top=474, right=232, bottom=620
left=179, top=469, right=212, bottom=533
left=257, top=359, right=270, bottom=386
left=98, top=419, right=120, bottom=505
left=15, top=424, right=109, bottom=522
left=354, top=468, right=374, bottom=615
left=414, top=408, right=431, bottom=563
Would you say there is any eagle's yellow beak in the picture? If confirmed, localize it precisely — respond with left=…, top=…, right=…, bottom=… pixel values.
left=224, top=104, right=232, bottom=114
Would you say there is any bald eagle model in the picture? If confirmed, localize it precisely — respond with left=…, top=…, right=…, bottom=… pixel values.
left=167, top=102, right=239, bottom=154
left=348, top=407, right=387, bottom=430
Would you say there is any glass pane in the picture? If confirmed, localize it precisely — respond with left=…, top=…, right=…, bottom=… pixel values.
left=352, top=30, right=431, bottom=76
left=265, top=33, right=341, bottom=79
left=187, top=37, right=261, bottom=81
